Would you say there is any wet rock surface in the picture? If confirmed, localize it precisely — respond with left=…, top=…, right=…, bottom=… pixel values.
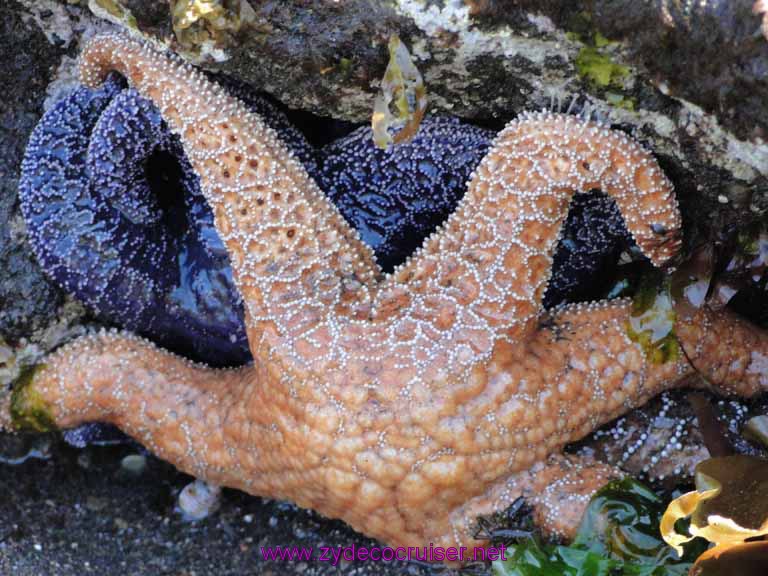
left=0, top=0, right=64, bottom=340
left=118, top=0, right=768, bottom=140
left=574, top=0, right=768, bottom=142
left=82, top=0, right=768, bottom=258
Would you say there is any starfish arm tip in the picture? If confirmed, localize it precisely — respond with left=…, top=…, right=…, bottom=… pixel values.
left=4, top=363, right=57, bottom=433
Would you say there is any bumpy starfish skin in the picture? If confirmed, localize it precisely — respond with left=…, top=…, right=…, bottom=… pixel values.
left=318, top=116, right=494, bottom=272
left=19, top=71, right=319, bottom=367
left=319, top=117, right=633, bottom=307
left=8, top=34, right=768, bottom=554
left=20, top=56, right=630, bottom=377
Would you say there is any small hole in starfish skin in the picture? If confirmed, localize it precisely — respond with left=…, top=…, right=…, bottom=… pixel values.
left=240, top=208, right=248, bottom=217
left=582, top=161, right=590, bottom=170
left=223, top=170, right=231, bottom=179
left=234, top=155, right=242, bottom=162
left=222, top=123, right=229, bottom=129
left=229, top=135, right=237, bottom=143
left=256, top=197, right=264, bottom=206
left=287, top=229, right=295, bottom=238
left=273, top=192, right=281, bottom=201
left=249, top=159, right=259, bottom=169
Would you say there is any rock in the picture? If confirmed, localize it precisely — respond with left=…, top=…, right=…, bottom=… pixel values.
left=577, top=0, right=768, bottom=142
left=0, top=0, right=65, bottom=340
left=0, top=432, right=52, bottom=465
left=85, top=495, right=108, bottom=511
left=120, top=453, right=147, bottom=476
left=76, top=0, right=766, bottom=252
left=177, top=479, right=222, bottom=522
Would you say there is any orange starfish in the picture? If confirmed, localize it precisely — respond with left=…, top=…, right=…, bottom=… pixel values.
left=4, top=34, right=767, bottom=556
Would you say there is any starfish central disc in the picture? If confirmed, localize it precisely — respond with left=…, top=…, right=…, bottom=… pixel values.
left=6, top=34, right=767, bottom=559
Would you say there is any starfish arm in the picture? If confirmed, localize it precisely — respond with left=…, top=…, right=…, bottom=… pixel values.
left=79, top=34, right=382, bottom=357
left=6, top=331, right=252, bottom=484
left=426, top=301, right=768, bottom=547
left=471, top=301, right=768, bottom=456
left=386, top=114, right=681, bottom=342
left=78, top=35, right=680, bottom=370
left=676, top=305, right=768, bottom=396
left=6, top=300, right=765, bottom=553
left=448, top=453, right=622, bottom=550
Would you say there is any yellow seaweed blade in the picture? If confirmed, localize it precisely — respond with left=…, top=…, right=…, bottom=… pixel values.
left=372, top=34, right=427, bottom=150
left=661, top=488, right=719, bottom=556
left=661, top=455, right=768, bottom=557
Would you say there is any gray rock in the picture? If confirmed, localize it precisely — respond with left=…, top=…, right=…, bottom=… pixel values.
left=82, top=0, right=768, bottom=249
left=0, top=0, right=64, bottom=341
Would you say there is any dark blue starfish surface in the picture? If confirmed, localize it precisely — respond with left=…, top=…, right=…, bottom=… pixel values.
left=318, top=116, right=494, bottom=273
left=19, top=75, right=317, bottom=367
left=20, top=82, right=632, bottom=374
left=318, top=117, right=633, bottom=307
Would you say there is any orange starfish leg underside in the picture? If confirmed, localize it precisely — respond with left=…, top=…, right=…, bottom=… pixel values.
left=4, top=34, right=768, bottom=556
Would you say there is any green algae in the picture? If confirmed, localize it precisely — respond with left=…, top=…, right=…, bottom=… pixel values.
left=492, top=478, right=704, bottom=576
left=605, top=91, right=635, bottom=111
left=89, top=0, right=139, bottom=31
left=627, top=277, right=680, bottom=365
left=567, top=12, right=635, bottom=109
left=10, top=364, right=57, bottom=433
left=338, top=57, right=353, bottom=76
left=575, top=45, right=629, bottom=89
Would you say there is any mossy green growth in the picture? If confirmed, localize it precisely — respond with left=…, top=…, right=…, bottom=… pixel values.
left=605, top=92, right=635, bottom=111
left=492, top=478, right=705, bottom=576
left=90, top=0, right=139, bottom=30
left=626, top=322, right=680, bottom=365
left=339, top=57, right=353, bottom=75
left=736, top=222, right=766, bottom=257
left=567, top=11, right=633, bottom=96
left=10, top=364, right=57, bottom=433
left=627, top=276, right=680, bottom=364
left=575, top=46, right=630, bottom=89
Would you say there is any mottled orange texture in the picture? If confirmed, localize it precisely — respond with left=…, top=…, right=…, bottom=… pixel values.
left=8, top=33, right=768, bottom=557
